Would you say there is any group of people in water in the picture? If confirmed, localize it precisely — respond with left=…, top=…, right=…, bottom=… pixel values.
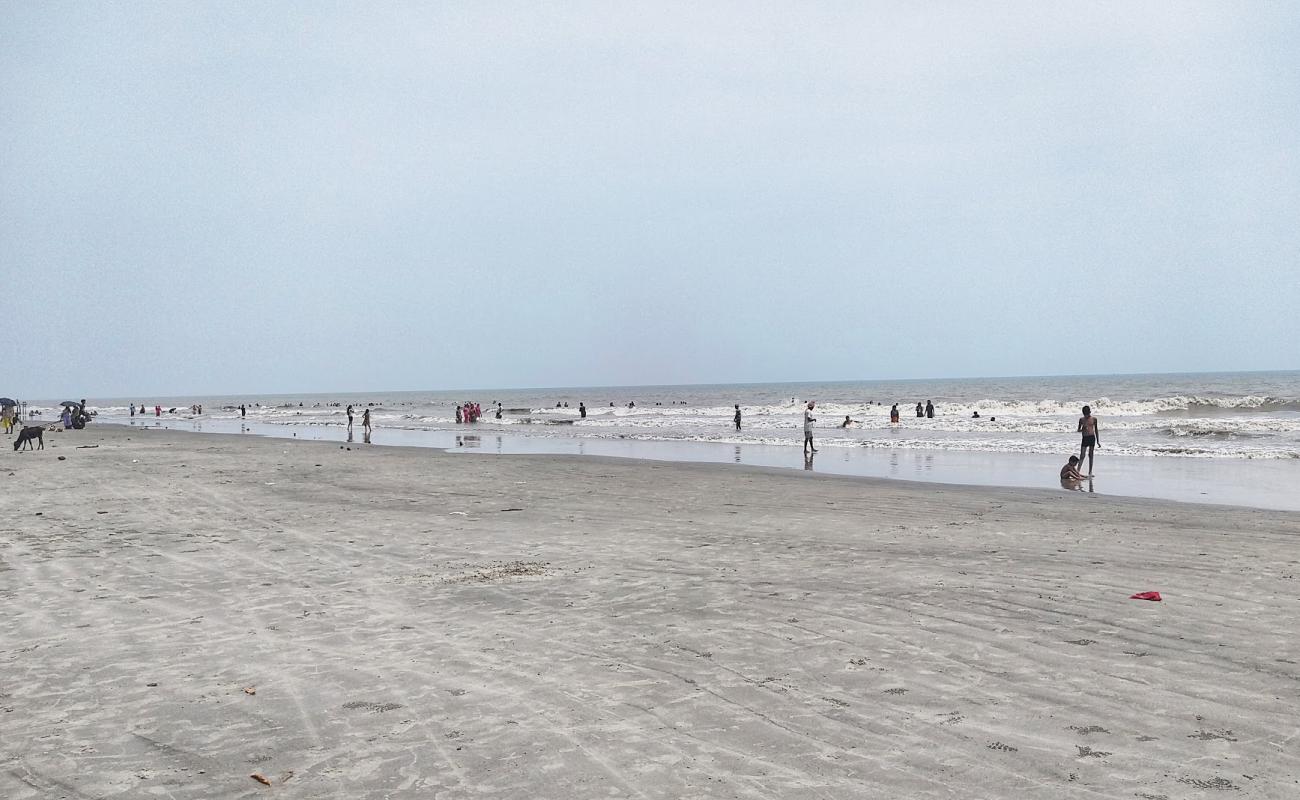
left=109, top=393, right=1103, bottom=493
left=743, top=397, right=1102, bottom=489
left=128, top=403, right=195, bottom=418
left=455, top=402, right=486, bottom=424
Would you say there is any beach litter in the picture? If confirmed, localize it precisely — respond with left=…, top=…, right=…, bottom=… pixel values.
left=250, top=773, right=271, bottom=786
left=1130, top=591, right=1162, bottom=601
left=244, top=686, right=256, bottom=695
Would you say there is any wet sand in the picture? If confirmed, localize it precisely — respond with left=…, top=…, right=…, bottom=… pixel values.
left=106, top=414, right=1300, bottom=511
left=2, top=425, right=1299, bottom=798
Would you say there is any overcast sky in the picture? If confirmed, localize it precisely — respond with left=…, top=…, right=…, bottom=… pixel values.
left=3, top=2, right=1297, bottom=398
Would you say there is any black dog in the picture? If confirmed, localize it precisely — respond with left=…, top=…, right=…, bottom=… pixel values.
left=14, top=425, right=44, bottom=451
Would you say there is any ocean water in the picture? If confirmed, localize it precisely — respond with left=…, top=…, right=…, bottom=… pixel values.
left=70, top=370, right=1300, bottom=460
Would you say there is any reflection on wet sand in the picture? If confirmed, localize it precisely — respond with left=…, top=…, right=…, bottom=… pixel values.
left=734, top=445, right=741, bottom=464
left=804, top=451, right=815, bottom=471
left=1061, top=477, right=1094, bottom=494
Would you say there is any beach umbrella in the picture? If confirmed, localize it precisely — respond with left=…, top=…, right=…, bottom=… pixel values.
left=60, top=401, right=81, bottom=407
left=0, top=398, right=14, bottom=406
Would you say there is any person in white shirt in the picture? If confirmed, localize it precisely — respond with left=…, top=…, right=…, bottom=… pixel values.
left=803, top=401, right=817, bottom=454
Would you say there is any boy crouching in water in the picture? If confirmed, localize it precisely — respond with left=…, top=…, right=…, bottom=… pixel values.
left=1060, top=455, right=1087, bottom=482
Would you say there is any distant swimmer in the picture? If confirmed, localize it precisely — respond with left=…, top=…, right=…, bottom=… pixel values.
left=925, top=400, right=934, bottom=419
left=972, top=411, right=980, bottom=419
left=1077, top=405, right=1099, bottom=476
left=890, top=404, right=900, bottom=424
left=734, top=404, right=741, bottom=431
left=841, top=415, right=856, bottom=428
left=803, top=401, right=817, bottom=454
left=916, top=401, right=924, bottom=418
left=1060, top=455, right=1087, bottom=481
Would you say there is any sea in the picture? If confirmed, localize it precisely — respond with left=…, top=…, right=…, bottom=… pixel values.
left=34, top=371, right=1300, bottom=511
left=75, top=371, right=1300, bottom=460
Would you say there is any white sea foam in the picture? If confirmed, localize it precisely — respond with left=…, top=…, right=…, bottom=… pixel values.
left=72, top=374, right=1300, bottom=460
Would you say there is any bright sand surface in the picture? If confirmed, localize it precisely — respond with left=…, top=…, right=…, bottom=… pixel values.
left=3, top=425, right=1299, bottom=798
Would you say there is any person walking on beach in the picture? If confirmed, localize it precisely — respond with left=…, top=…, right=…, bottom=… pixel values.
left=925, top=400, right=934, bottom=418
left=803, top=401, right=817, bottom=454
left=346, top=405, right=354, bottom=431
left=734, top=404, right=742, bottom=431
left=362, top=407, right=372, bottom=435
left=1077, top=405, right=1099, bottom=476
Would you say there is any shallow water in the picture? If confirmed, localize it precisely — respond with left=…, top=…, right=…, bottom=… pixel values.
left=97, top=415, right=1300, bottom=512
left=66, top=371, right=1300, bottom=461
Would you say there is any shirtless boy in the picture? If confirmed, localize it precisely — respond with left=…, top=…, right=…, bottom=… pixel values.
left=1077, top=405, right=1099, bottom=476
left=1060, top=455, right=1087, bottom=481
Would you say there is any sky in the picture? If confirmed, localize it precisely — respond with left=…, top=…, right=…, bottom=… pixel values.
left=2, top=2, right=1298, bottom=398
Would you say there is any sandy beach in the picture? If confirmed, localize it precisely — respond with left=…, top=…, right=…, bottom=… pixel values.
left=3, top=424, right=1299, bottom=799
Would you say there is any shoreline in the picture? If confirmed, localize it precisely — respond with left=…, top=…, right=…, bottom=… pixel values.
left=4, top=424, right=1298, bottom=798
left=93, top=416, right=1300, bottom=512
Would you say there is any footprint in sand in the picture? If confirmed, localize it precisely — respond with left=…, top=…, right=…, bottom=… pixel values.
left=1177, top=776, right=1239, bottom=790
left=1188, top=729, right=1237, bottom=741
left=1075, top=745, right=1110, bottom=758
left=342, top=701, right=403, bottom=713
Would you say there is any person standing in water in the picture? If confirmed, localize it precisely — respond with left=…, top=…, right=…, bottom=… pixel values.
left=925, top=400, right=934, bottom=418
left=1077, top=405, right=1099, bottom=476
left=579, top=402, right=587, bottom=419
left=915, top=401, right=924, bottom=418
left=890, top=404, right=900, bottom=424
left=362, top=407, right=372, bottom=435
left=803, top=401, right=817, bottom=454
left=346, top=405, right=354, bottom=431
left=734, top=404, right=742, bottom=431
